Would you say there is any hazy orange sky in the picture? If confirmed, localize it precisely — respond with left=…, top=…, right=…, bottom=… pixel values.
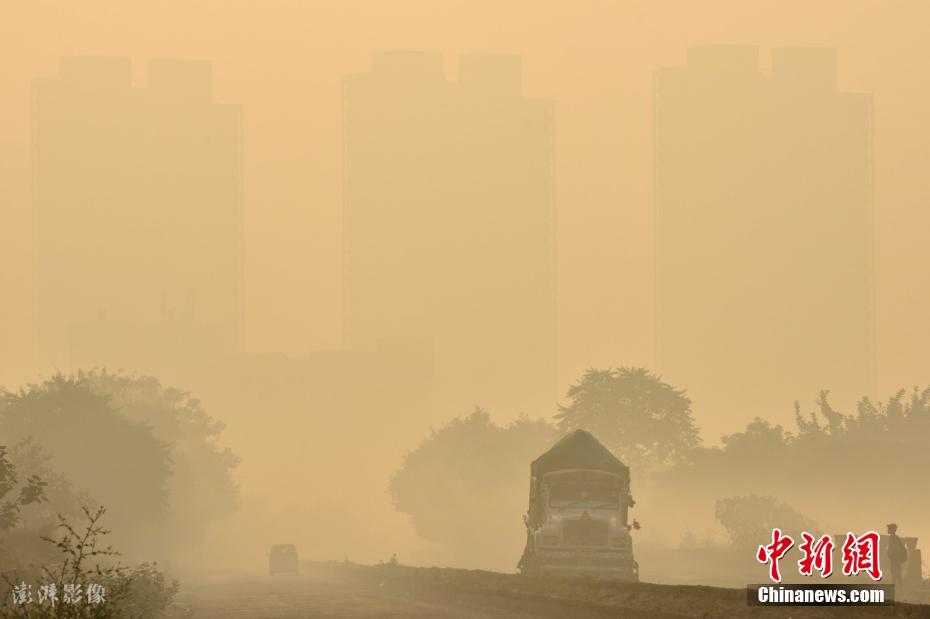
left=3, top=1, right=930, bottom=434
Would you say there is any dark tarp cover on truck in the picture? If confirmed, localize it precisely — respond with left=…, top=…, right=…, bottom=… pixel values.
left=530, top=429, right=629, bottom=484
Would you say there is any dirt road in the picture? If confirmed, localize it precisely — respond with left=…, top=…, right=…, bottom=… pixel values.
left=166, top=569, right=637, bottom=618
left=167, top=563, right=930, bottom=618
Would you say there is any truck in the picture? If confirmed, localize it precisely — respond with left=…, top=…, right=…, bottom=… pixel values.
left=518, top=429, right=638, bottom=580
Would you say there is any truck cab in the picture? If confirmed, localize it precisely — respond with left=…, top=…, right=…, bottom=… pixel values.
left=519, top=430, right=638, bottom=580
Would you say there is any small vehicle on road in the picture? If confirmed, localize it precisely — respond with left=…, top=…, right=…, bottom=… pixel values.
left=268, top=544, right=299, bottom=574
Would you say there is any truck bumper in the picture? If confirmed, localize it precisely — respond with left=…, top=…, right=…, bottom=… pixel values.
left=535, top=550, right=638, bottom=581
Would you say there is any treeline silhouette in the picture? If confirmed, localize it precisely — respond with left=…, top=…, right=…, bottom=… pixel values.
left=4, top=365, right=926, bottom=579
left=654, top=387, right=930, bottom=547
left=390, top=368, right=930, bottom=570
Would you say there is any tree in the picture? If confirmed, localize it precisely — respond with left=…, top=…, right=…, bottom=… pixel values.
left=0, top=375, right=171, bottom=554
left=794, top=387, right=930, bottom=443
left=78, top=370, right=240, bottom=547
left=389, top=408, right=556, bottom=568
left=555, top=367, right=701, bottom=469
left=718, top=417, right=790, bottom=467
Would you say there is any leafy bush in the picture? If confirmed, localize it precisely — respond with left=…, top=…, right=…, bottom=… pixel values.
left=0, top=445, right=47, bottom=535
left=3, top=506, right=178, bottom=618
left=715, top=495, right=818, bottom=549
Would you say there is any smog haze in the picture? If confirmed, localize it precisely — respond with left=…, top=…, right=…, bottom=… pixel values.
left=2, top=1, right=930, bottom=614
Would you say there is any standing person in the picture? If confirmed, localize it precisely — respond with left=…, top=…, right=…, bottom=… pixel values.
left=886, top=523, right=907, bottom=586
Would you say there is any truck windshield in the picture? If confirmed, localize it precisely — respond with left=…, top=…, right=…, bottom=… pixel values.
left=548, top=484, right=619, bottom=509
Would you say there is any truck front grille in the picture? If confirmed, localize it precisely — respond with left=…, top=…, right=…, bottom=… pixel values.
left=562, top=518, right=609, bottom=546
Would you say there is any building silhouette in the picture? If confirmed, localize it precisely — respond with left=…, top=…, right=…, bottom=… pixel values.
left=343, top=52, right=556, bottom=415
left=654, top=46, right=874, bottom=423
left=32, top=57, right=243, bottom=370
